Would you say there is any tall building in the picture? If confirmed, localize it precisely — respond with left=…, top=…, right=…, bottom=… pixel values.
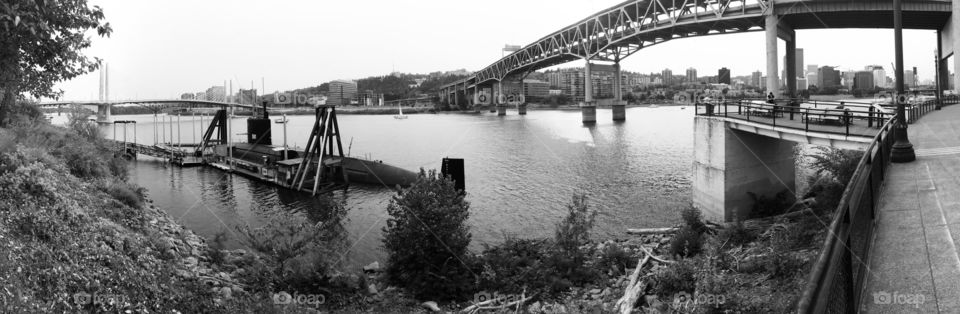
left=818, top=66, right=841, bottom=88
left=751, top=71, right=762, bottom=87
left=661, top=68, right=673, bottom=85
left=806, top=64, right=819, bottom=87
left=905, top=68, right=917, bottom=88
left=854, top=71, right=875, bottom=90
left=205, top=86, right=225, bottom=102
left=328, top=80, right=358, bottom=106
left=866, top=65, right=887, bottom=88
left=523, top=79, right=550, bottom=99
left=718, top=67, right=731, bottom=84
left=841, top=71, right=856, bottom=89
left=685, top=67, right=698, bottom=82
left=561, top=69, right=585, bottom=101
left=237, top=89, right=257, bottom=105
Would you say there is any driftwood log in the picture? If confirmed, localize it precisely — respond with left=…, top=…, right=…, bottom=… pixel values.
left=625, top=227, right=678, bottom=235
left=614, top=254, right=651, bottom=314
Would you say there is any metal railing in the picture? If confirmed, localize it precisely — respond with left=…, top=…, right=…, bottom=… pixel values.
left=694, top=99, right=888, bottom=137
left=796, top=117, right=897, bottom=313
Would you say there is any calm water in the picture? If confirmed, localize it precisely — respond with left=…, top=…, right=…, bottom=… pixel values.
left=81, top=107, right=694, bottom=269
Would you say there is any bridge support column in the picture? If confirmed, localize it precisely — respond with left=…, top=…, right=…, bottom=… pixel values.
left=518, top=103, right=527, bottom=115
left=582, top=59, right=596, bottom=124
left=612, top=62, right=626, bottom=121
left=692, top=117, right=796, bottom=222
left=785, top=35, right=797, bottom=99
left=496, top=81, right=507, bottom=116
left=96, top=104, right=111, bottom=123
left=765, top=14, right=780, bottom=98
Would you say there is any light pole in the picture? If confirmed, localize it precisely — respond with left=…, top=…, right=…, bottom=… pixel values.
left=891, top=0, right=916, bottom=163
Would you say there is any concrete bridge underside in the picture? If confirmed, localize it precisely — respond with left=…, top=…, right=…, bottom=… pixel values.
left=692, top=116, right=875, bottom=222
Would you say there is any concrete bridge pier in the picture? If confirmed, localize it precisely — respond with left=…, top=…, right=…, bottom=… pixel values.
left=612, top=62, right=626, bottom=121
left=765, top=14, right=780, bottom=98
left=518, top=103, right=527, bottom=115
left=96, top=104, right=112, bottom=123
left=692, top=117, right=796, bottom=222
left=496, top=81, right=507, bottom=116
left=582, top=59, right=596, bottom=124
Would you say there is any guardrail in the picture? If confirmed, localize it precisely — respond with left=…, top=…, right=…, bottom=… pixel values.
left=694, top=99, right=888, bottom=137
left=796, top=117, right=897, bottom=313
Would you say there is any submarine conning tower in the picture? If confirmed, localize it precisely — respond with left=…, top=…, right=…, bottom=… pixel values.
left=247, top=101, right=272, bottom=145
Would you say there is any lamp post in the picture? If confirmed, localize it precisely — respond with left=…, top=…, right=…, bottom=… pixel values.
left=891, top=0, right=916, bottom=163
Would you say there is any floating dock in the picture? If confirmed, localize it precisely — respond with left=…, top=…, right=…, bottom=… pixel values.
left=113, top=104, right=419, bottom=195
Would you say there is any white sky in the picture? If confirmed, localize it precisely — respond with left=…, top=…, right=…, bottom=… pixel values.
left=53, top=0, right=943, bottom=100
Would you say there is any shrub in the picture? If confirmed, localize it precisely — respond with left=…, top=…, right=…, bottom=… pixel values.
left=382, top=169, right=473, bottom=301
left=597, top=243, right=632, bottom=275
left=236, top=209, right=341, bottom=282
left=670, top=226, right=703, bottom=257
left=553, top=193, right=597, bottom=265
left=807, top=146, right=863, bottom=185
left=100, top=179, right=145, bottom=209
left=651, top=259, right=697, bottom=298
left=717, top=220, right=756, bottom=248
left=679, top=207, right=707, bottom=234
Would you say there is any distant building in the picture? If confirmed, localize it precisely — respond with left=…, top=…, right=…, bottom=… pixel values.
left=905, top=69, right=916, bottom=88
left=806, top=65, right=819, bottom=88
left=206, top=86, right=225, bottom=102
left=854, top=71, right=875, bottom=90
left=561, top=69, right=585, bottom=101
left=661, top=68, right=673, bottom=85
left=751, top=71, right=762, bottom=87
left=195, top=92, right=206, bottom=100
left=866, top=65, right=887, bottom=88
left=523, top=79, right=550, bottom=99
left=842, top=71, right=856, bottom=90
left=328, top=80, right=358, bottom=106
left=236, top=89, right=257, bottom=105
left=718, top=67, right=731, bottom=84
left=685, top=67, right=697, bottom=83
left=180, top=93, right=194, bottom=100
left=818, top=66, right=841, bottom=88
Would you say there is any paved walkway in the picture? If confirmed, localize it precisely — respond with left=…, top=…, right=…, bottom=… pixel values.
left=862, top=104, right=960, bottom=313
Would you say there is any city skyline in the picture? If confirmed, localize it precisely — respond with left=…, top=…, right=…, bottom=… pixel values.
left=53, top=0, right=945, bottom=101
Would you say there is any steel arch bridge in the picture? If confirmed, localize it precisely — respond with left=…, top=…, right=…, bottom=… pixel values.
left=37, top=99, right=256, bottom=109
left=440, top=0, right=952, bottom=102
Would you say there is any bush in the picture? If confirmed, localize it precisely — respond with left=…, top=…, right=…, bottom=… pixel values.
left=651, top=259, right=697, bottom=298
left=100, top=179, right=145, bottom=209
left=597, top=243, right=632, bottom=275
left=717, top=220, right=756, bottom=248
left=807, top=146, right=863, bottom=184
left=679, top=207, right=707, bottom=234
left=670, top=226, right=703, bottom=258
left=382, top=169, right=473, bottom=301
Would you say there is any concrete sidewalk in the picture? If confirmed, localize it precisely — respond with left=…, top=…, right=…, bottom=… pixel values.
left=861, top=104, right=960, bottom=313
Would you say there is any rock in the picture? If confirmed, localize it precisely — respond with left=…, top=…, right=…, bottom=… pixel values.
left=217, top=286, right=232, bottom=299
left=363, top=261, right=380, bottom=272
left=366, top=283, right=379, bottom=295
left=528, top=301, right=542, bottom=313
left=182, top=257, right=198, bottom=270
left=659, top=237, right=671, bottom=245
left=600, top=288, right=611, bottom=299
left=589, top=288, right=603, bottom=295
left=421, top=301, right=440, bottom=312
left=216, top=271, right=231, bottom=281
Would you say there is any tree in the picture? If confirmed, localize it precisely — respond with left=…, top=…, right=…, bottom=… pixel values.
left=0, top=0, right=111, bottom=125
left=382, top=169, right=473, bottom=300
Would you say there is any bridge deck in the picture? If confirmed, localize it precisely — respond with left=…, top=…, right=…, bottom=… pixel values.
left=696, top=101, right=886, bottom=141
left=861, top=104, right=960, bottom=312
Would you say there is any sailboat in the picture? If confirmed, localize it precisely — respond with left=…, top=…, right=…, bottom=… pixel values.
left=394, top=103, right=408, bottom=119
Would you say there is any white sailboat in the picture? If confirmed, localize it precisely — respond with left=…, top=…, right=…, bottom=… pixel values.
left=394, top=104, right=408, bottom=119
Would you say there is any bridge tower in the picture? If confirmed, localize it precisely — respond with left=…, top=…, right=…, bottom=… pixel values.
left=96, top=63, right=112, bottom=123
left=612, top=62, right=625, bottom=121
left=764, top=12, right=797, bottom=99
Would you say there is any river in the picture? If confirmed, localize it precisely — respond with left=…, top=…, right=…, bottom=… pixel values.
left=84, top=106, right=694, bottom=269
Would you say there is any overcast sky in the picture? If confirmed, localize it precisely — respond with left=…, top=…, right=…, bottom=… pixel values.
left=54, top=0, right=944, bottom=100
